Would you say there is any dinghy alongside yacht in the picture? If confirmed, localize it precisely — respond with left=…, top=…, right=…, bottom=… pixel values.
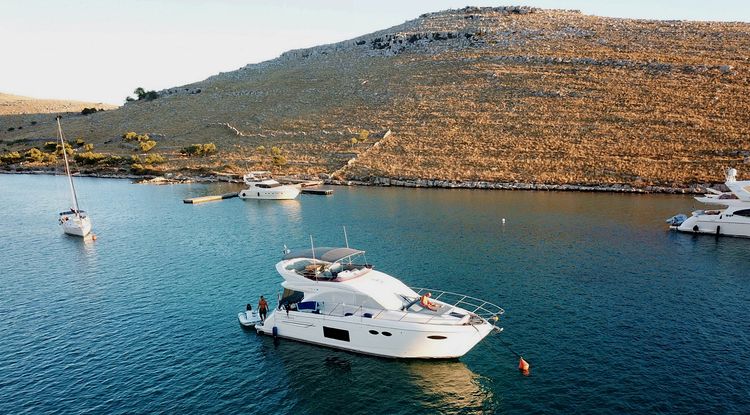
left=250, top=245, right=504, bottom=359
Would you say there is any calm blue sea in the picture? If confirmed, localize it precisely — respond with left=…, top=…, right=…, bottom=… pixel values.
left=1, top=174, right=748, bottom=414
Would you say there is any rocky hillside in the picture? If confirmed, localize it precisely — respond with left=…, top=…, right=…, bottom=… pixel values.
left=2, top=6, right=750, bottom=187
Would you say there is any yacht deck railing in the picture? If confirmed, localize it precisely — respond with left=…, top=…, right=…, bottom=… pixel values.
left=410, top=287, right=505, bottom=322
left=278, top=288, right=504, bottom=326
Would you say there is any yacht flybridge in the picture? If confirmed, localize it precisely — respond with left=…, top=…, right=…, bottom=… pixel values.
left=667, top=168, right=750, bottom=238
left=252, top=246, right=504, bottom=359
left=238, top=171, right=301, bottom=200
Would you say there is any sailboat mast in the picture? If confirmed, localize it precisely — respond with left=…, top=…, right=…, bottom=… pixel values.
left=56, top=116, right=80, bottom=216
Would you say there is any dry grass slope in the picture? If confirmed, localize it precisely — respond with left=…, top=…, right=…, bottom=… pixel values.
left=2, top=6, right=749, bottom=187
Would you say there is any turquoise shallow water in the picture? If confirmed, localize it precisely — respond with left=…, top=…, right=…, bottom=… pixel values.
left=1, top=174, right=748, bottom=414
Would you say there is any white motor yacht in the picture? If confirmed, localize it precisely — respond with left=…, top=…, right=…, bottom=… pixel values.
left=238, top=171, right=301, bottom=200
left=55, top=116, right=93, bottom=238
left=667, top=168, right=750, bottom=238
left=253, top=246, right=504, bottom=359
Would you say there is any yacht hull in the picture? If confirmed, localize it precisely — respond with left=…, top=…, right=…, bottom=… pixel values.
left=238, top=186, right=300, bottom=200
left=256, top=310, right=494, bottom=359
left=61, top=216, right=92, bottom=237
left=676, top=214, right=750, bottom=238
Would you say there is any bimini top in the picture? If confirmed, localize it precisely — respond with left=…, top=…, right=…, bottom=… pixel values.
left=282, top=247, right=364, bottom=263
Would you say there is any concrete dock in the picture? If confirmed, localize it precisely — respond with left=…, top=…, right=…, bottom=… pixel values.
left=301, top=188, right=334, bottom=195
left=183, top=192, right=239, bottom=204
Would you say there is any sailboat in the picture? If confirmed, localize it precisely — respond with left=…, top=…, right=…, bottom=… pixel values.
left=55, top=116, right=92, bottom=238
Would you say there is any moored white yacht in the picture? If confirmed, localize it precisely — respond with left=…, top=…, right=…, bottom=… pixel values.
left=238, top=171, right=301, bottom=200
left=667, top=168, right=750, bottom=238
left=55, top=116, right=93, bottom=238
left=252, top=246, right=504, bottom=359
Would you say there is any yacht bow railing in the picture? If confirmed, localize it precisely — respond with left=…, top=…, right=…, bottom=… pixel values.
left=410, top=287, right=505, bottom=322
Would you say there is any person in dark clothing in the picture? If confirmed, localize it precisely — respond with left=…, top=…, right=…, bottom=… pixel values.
left=258, top=296, right=268, bottom=322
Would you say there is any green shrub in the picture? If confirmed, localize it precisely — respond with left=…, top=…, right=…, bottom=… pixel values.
left=122, top=132, right=138, bottom=141
left=202, top=143, right=216, bottom=155
left=131, top=163, right=158, bottom=175
left=83, top=143, right=94, bottom=152
left=359, top=129, right=369, bottom=143
left=272, top=154, right=287, bottom=166
left=103, top=155, right=123, bottom=166
left=81, top=107, right=100, bottom=115
left=256, top=145, right=265, bottom=153
left=181, top=143, right=216, bottom=157
left=131, top=163, right=146, bottom=174
left=74, top=151, right=107, bottom=165
left=75, top=138, right=86, bottom=147
left=55, top=142, right=75, bottom=157
left=138, top=140, right=156, bottom=152
left=43, top=141, right=58, bottom=151
left=133, top=87, right=159, bottom=101
left=270, top=146, right=282, bottom=156
left=25, top=148, right=46, bottom=163
left=0, top=151, right=22, bottom=163
left=144, top=153, right=165, bottom=164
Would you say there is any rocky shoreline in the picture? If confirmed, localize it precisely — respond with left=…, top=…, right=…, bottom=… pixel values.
left=1, top=169, right=716, bottom=194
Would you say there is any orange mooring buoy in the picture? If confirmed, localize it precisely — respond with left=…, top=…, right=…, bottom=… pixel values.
left=518, top=357, right=530, bottom=374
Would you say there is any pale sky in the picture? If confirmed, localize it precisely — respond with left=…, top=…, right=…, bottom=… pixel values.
left=2, top=0, right=748, bottom=105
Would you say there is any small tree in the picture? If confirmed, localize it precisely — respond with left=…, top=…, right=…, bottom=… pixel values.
left=134, top=87, right=146, bottom=100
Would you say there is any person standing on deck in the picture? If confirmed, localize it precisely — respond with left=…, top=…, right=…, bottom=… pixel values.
left=258, top=296, right=268, bottom=322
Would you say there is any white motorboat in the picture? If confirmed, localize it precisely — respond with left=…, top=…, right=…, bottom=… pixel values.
left=238, top=308, right=262, bottom=327
left=254, top=246, right=504, bottom=359
left=667, top=168, right=750, bottom=238
left=55, top=116, right=93, bottom=238
left=238, top=171, right=301, bottom=200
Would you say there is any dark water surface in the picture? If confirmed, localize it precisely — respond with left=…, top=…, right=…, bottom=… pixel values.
left=1, top=174, right=748, bottom=414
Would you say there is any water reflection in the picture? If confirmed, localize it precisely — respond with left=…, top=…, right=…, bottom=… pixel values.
left=265, top=339, right=498, bottom=414
left=405, top=360, right=497, bottom=414
left=241, top=199, right=302, bottom=226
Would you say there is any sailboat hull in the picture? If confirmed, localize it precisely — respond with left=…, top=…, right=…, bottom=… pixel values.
left=61, top=215, right=92, bottom=237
